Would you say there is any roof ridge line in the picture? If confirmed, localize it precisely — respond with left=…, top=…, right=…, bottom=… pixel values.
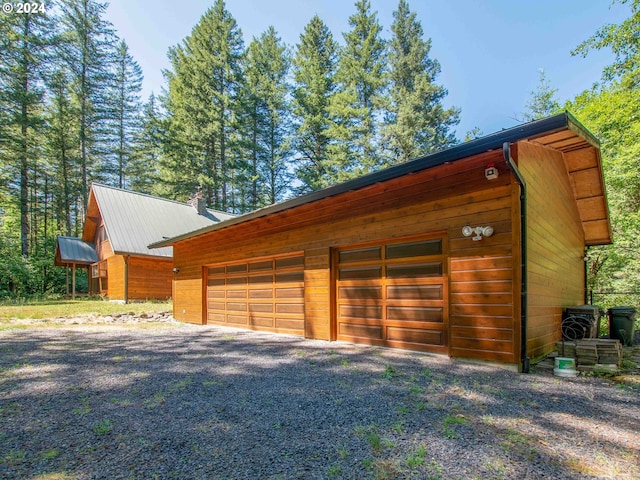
left=91, top=182, right=234, bottom=216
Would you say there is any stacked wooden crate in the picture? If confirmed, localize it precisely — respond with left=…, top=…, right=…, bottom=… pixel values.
left=555, top=339, right=622, bottom=372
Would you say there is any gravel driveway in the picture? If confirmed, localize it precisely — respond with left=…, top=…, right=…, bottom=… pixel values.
left=1, top=322, right=639, bottom=479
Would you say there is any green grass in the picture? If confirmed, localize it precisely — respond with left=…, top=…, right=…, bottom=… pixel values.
left=0, top=298, right=172, bottom=322
left=406, top=445, right=427, bottom=468
left=92, top=419, right=114, bottom=436
left=327, top=465, right=341, bottom=477
left=441, top=414, right=468, bottom=439
left=39, top=449, right=61, bottom=460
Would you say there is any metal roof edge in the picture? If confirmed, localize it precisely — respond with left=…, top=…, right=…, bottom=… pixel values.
left=112, top=249, right=173, bottom=259
left=565, top=110, right=601, bottom=148
left=150, top=112, right=586, bottom=249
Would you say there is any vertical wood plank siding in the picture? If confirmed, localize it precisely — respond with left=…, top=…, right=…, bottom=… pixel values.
left=518, top=141, right=585, bottom=361
left=173, top=150, right=520, bottom=361
left=106, top=255, right=125, bottom=299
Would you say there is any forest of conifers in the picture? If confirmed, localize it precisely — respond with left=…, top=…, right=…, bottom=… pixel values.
left=0, top=0, right=638, bottom=303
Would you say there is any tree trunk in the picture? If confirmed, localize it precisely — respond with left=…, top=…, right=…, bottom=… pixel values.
left=19, top=16, right=32, bottom=258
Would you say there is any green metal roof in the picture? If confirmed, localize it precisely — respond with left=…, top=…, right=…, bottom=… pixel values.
left=56, top=236, right=99, bottom=265
left=89, top=184, right=235, bottom=258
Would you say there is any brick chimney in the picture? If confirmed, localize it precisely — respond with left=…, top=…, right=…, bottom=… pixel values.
left=187, top=191, right=207, bottom=216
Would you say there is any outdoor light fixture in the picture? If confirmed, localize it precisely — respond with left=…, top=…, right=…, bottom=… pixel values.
left=172, top=267, right=180, bottom=274
left=462, top=225, right=494, bottom=241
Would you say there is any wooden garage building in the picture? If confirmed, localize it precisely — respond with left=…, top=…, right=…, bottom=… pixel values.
left=151, top=113, right=612, bottom=369
left=56, top=184, right=234, bottom=302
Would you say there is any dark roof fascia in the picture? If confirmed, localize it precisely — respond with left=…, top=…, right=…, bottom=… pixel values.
left=150, top=112, right=578, bottom=248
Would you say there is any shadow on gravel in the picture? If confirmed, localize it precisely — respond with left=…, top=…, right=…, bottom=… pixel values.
left=1, top=326, right=639, bottom=479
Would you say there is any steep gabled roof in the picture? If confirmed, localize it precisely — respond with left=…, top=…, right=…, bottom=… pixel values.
left=83, top=184, right=235, bottom=258
left=55, top=236, right=99, bottom=266
left=150, top=112, right=612, bottom=249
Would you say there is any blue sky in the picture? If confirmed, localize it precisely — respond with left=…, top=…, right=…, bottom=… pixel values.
left=104, top=0, right=630, bottom=139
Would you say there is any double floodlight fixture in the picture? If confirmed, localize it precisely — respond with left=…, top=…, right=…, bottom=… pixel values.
left=462, top=225, right=494, bottom=241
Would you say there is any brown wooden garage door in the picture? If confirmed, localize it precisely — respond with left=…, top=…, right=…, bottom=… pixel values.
left=206, top=254, right=305, bottom=335
left=335, top=235, right=448, bottom=353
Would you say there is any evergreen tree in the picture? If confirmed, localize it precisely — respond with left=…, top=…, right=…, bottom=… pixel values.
left=524, top=69, right=560, bottom=121
left=291, top=15, right=339, bottom=192
left=242, top=27, right=292, bottom=208
left=383, top=0, right=459, bottom=164
left=332, top=0, right=386, bottom=175
left=131, top=93, right=163, bottom=195
left=45, top=67, right=80, bottom=236
left=111, top=39, right=143, bottom=189
left=162, top=0, right=244, bottom=210
left=59, top=0, right=117, bottom=209
left=0, top=3, right=56, bottom=257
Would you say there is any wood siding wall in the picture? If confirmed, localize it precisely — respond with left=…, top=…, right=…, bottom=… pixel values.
left=448, top=186, right=518, bottom=363
left=106, top=254, right=125, bottom=299
left=95, top=223, right=112, bottom=261
left=128, top=257, right=173, bottom=300
left=173, top=150, right=520, bottom=363
left=518, top=141, right=585, bottom=361
left=102, top=254, right=172, bottom=301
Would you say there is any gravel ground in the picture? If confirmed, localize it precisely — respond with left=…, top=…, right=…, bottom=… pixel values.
left=1, top=320, right=639, bottom=480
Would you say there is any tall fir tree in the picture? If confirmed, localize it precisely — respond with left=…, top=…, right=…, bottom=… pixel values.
left=523, top=69, right=560, bottom=121
left=383, top=0, right=459, bottom=164
left=0, top=2, right=56, bottom=257
left=110, top=39, right=143, bottom=189
left=131, top=93, right=163, bottom=195
left=162, top=0, right=244, bottom=210
left=45, top=66, right=80, bottom=236
left=291, top=15, right=339, bottom=192
left=332, top=0, right=386, bottom=176
left=241, top=27, right=292, bottom=209
left=59, top=0, right=117, bottom=211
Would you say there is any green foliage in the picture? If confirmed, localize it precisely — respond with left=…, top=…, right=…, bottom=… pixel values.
left=291, top=15, right=339, bottom=193
left=568, top=0, right=640, bottom=302
left=241, top=26, right=292, bottom=208
left=162, top=0, right=245, bottom=210
left=59, top=0, right=119, bottom=207
left=110, top=39, right=143, bottom=189
left=130, top=93, right=163, bottom=195
left=383, top=0, right=460, bottom=163
left=572, top=0, right=640, bottom=87
left=92, top=419, right=114, bottom=435
left=0, top=1, right=57, bottom=257
left=0, top=0, right=466, bottom=297
left=333, top=0, right=387, bottom=175
left=45, top=66, right=81, bottom=236
left=0, top=231, right=34, bottom=298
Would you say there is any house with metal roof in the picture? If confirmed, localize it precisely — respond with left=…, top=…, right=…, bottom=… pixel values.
left=150, top=112, right=612, bottom=370
left=56, top=183, right=234, bottom=301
